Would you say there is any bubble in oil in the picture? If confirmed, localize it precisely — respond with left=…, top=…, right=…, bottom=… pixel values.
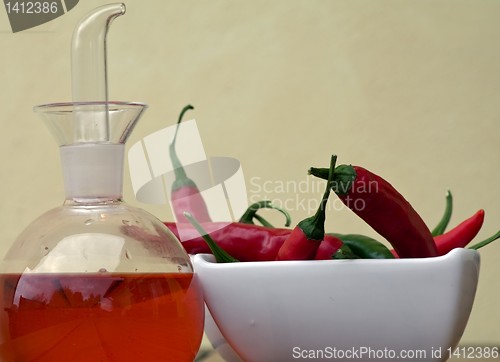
left=98, top=268, right=107, bottom=273
left=84, top=219, right=93, bottom=226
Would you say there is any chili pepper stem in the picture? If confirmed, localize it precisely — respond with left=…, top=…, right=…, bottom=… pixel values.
left=170, top=105, right=197, bottom=189
left=253, top=214, right=275, bottom=228
left=239, top=200, right=292, bottom=227
left=308, top=165, right=356, bottom=196
left=297, top=155, right=337, bottom=240
left=431, top=190, right=453, bottom=236
left=184, top=212, right=239, bottom=263
left=468, top=231, right=500, bottom=250
left=172, top=105, right=193, bottom=145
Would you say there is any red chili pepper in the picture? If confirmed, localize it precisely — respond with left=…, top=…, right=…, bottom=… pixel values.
left=314, top=234, right=343, bottom=260
left=309, top=164, right=438, bottom=258
left=167, top=222, right=344, bottom=262
left=170, top=105, right=211, bottom=223
left=389, top=210, right=485, bottom=257
left=434, top=209, right=484, bottom=255
left=166, top=221, right=290, bottom=262
left=275, top=155, right=336, bottom=261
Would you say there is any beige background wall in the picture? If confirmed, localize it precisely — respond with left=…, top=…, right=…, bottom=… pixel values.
left=0, top=0, right=498, bottom=347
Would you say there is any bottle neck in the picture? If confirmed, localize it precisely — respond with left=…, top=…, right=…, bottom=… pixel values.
left=60, top=143, right=125, bottom=202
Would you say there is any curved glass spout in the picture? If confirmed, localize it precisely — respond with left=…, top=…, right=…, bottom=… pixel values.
left=71, top=3, right=125, bottom=103
left=71, top=3, right=125, bottom=142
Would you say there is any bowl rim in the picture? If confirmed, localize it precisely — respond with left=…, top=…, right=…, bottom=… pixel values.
left=193, top=247, right=480, bottom=268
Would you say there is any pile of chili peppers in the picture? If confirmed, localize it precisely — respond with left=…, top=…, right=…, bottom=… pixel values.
left=140, top=105, right=500, bottom=263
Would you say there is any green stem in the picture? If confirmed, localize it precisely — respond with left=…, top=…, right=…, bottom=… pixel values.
left=468, top=231, right=500, bottom=250
left=312, top=156, right=336, bottom=222
left=431, top=190, right=453, bottom=236
left=298, top=155, right=336, bottom=240
left=308, top=164, right=356, bottom=196
left=172, top=104, right=194, bottom=146
left=239, top=200, right=292, bottom=227
left=184, top=212, right=239, bottom=263
left=170, top=105, right=195, bottom=188
left=253, top=214, right=275, bottom=228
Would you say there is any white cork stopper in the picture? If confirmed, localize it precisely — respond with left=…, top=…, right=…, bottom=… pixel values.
left=60, top=143, right=124, bottom=200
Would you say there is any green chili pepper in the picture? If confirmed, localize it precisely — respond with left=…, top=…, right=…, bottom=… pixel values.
left=331, top=233, right=395, bottom=259
left=332, top=244, right=359, bottom=259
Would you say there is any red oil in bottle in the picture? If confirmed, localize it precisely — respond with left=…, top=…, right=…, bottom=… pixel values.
left=0, top=272, right=204, bottom=361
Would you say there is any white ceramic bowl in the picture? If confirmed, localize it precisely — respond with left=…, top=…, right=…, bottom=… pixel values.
left=194, top=248, right=480, bottom=362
